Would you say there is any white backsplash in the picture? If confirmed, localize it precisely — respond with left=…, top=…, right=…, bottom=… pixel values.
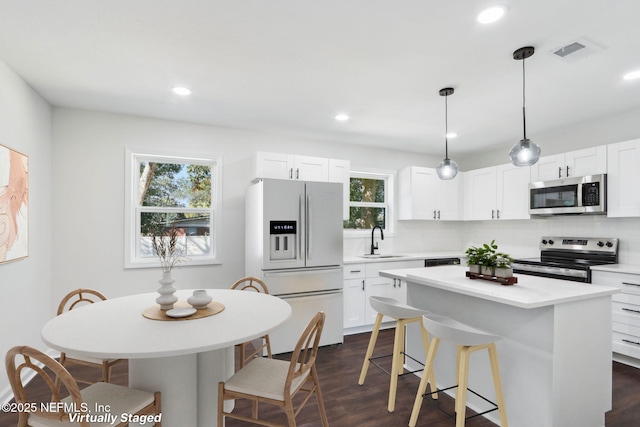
left=344, top=216, right=640, bottom=265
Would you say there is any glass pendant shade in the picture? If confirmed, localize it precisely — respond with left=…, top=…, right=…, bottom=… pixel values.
left=436, top=158, right=459, bottom=180
left=509, top=138, right=541, bottom=167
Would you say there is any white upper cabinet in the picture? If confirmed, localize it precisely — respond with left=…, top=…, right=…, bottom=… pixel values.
left=496, top=163, right=531, bottom=219
left=465, top=164, right=530, bottom=220
left=530, top=146, right=607, bottom=181
left=398, top=166, right=461, bottom=221
left=253, top=151, right=330, bottom=181
left=607, top=139, right=640, bottom=217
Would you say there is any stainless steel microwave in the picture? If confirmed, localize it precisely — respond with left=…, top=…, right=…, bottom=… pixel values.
left=529, top=174, right=607, bottom=216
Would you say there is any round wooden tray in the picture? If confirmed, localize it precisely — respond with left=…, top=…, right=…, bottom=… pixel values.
left=142, top=300, right=225, bottom=321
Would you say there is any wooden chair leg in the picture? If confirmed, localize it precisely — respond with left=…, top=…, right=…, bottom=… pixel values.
left=409, top=337, right=440, bottom=427
left=358, top=313, right=384, bottom=385
left=102, top=361, right=110, bottom=383
left=217, top=382, right=224, bottom=427
left=419, top=321, right=438, bottom=399
left=455, top=346, right=471, bottom=427
left=488, top=343, right=509, bottom=427
left=312, top=366, right=330, bottom=427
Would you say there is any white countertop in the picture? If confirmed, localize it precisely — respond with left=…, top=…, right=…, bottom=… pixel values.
left=591, top=263, right=640, bottom=275
left=344, top=251, right=463, bottom=264
left=380, top=265, right=620, bottom=309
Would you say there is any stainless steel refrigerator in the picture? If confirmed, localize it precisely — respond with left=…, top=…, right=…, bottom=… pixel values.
left=245, top=179, right=344, bottom=354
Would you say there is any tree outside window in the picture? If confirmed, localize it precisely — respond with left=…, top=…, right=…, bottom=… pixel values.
left=125, top=150, right=221, bottom=269
left=344, top=173, right=389, bottom=230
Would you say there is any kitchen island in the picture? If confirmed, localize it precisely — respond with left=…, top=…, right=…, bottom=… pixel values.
left=380, top=266, right=619, bottom=427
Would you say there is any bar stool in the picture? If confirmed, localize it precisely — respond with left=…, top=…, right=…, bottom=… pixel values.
left=358, top=296, right=438, bottom=412
left=409, top=314, right=509, bottom=427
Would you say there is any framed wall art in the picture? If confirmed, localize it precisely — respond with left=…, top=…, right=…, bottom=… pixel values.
left=0, top=143, right=28, bottom=263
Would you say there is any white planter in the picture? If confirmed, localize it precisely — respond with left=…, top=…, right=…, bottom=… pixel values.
left=469, top=264, right=481, bottom=274
left=481, top=266, right=495, bottom=276
left=495, top=268, right=513, bottom=278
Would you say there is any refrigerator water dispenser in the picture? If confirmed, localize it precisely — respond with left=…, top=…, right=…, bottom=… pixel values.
left=269, top=221, right=297, bottom=261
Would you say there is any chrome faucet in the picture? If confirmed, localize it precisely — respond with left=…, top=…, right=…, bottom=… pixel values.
left=370, top=226, right=384, bottom=255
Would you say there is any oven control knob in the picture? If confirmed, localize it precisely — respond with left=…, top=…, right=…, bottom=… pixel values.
left=541, top=239, right=548, bottom=245
left=606, top=241, right=614, bottom=248
left=548, top=239, right=555, bottom=245
left=597, top=241, right=605, bottom=247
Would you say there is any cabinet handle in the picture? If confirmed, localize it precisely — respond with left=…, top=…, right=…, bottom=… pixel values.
left=496, top=209, right=500, bottom=219
left=622, top=339, right=640, bottom=346
left=350, top=270, right=362, bottom=273
left=622, top=307, right=640, bottom=314
left=398, top=280, right=402, bottom=288
left=393, top=279, right=396, bottom=288
left=622, top=282, right=640, bottom=287
left=433, top=210, right=437, bottom=220
left=558, top=167, right=562, bottom=179
left=566, top=165, right=570, bottom=177
left=437, top=210, right=441, bottom=220
left=491, top=209, right=495, bottom=219
left=362, top=280, right=365, bottom=291
left=289, top=168, right=293, bottom=179
left=296, top=168, right=300, bottom=179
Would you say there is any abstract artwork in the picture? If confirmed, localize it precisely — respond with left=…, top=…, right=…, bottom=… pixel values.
left=0, top=144, right=28, bottom=263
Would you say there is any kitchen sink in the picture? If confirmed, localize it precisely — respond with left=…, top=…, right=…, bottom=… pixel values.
left=360, top=254, right=407, bottom=259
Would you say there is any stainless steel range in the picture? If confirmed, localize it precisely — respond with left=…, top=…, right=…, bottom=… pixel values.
left=512, top=236, right=618, bottom=283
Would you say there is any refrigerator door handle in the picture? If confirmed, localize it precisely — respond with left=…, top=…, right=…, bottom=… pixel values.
left=298, top=193, right=303, bottom=261
left=263, top=266, right=343, bottom=277
left=306, top=193, right=312, bottom=260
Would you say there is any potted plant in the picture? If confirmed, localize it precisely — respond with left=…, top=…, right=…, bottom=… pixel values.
left=465, top=240, right=513, bottom=278
left=465, top=246, right=482, bottom=273
left=494, top=253, right=514, bottom=278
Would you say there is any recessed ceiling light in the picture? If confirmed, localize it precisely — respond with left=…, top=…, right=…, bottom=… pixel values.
left=446, top=132, right=458, bottom=139
left=477, top=6, right=506, bottom=24
left=335, top=113, right=350, bottom=122
left=623, top=70, right=640, bottom=81
left=172, top=86, right=192, bottom=96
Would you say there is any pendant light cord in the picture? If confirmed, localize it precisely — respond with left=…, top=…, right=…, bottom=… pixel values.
left=444, top=93, right=449, bottom=159
left=522, top=56, right=527, bottom=140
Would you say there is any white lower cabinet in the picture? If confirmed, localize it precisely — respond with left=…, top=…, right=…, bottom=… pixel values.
left=593, top=270, right=640, bottom=361
left=343, top=260, right=423, bottom=331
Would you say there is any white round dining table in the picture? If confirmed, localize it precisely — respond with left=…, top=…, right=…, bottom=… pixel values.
left=41, top=289, right=292, bottom=427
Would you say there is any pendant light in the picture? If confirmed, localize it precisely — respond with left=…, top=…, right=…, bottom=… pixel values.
left=436, top=87, right=459, bottom=180
left=509, top=46, right=541, bottom=167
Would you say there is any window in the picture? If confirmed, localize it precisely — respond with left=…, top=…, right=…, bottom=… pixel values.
left=124, top=149, right=222, bottom=269
left=344, top=170, right=394, bottom=233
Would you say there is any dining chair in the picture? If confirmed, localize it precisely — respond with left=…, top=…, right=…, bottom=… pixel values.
left=56, top=289, right=125, bottom=385
left=231, top=276, right=273, bottom=368
left=5, top=345, right=161, bottom=427
left=217, top=311, right=329, bottom=427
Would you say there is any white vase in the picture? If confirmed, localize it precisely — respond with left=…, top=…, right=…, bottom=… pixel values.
left=188, top=289, right=212, bottom=310
left=156, top=271, right=178, bottom=310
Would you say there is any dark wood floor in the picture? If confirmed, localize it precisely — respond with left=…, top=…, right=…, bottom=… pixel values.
left=2, top=329, right=640, bottom=426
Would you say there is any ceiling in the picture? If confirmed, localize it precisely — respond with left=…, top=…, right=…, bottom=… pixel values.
left=1, top=0, right=640, bottom=157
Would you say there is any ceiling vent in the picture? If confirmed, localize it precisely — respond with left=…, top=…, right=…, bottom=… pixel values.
left=550, top=38, right=604, bottom=63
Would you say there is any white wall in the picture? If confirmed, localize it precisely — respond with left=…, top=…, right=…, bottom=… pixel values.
left=0, top=61, right=52, bottom=400
left=51, top=108, right=446, bottom=304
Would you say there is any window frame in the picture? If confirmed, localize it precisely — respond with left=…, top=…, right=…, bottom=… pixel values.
left=124, top=148, right=223, bottom=269
left=343, top=169, right=396, bottom=238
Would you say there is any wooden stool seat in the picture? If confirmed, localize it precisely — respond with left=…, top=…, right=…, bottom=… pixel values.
left=409, top=314, right=509, bottom=427
left=358, top=296, right=438, bottom=412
